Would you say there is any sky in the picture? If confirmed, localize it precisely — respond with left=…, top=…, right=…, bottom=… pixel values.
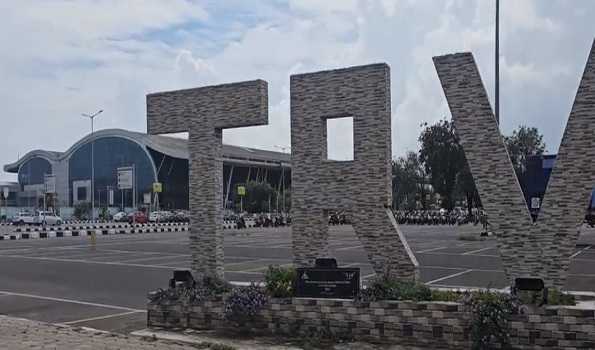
left=1, top=0, right=595, bottom=181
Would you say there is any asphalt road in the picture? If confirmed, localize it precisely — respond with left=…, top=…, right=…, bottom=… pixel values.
left=0, top=224, right=594, bottom=334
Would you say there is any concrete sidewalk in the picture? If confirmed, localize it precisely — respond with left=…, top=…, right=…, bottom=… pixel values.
left=0, top=315, right=418, bottom=349
left=0, top=315, right=221, bottom=349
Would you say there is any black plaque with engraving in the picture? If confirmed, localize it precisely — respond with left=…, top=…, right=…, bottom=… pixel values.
left=295, top=267, right=360, bottom=299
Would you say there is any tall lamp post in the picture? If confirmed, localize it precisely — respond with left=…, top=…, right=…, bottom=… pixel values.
left=274, top=145, right=290, bottom=214
left=495, top=0, right=500, bottom=126
left=82, top=110, right=103, bottom=221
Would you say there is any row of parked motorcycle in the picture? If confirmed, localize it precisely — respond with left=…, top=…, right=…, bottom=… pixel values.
left=394, top=210, right=489, bottom=226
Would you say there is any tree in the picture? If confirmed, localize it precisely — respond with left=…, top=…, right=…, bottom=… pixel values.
left=504, top=125, right=546, bottom=180
left=456, top=157, right=482, bottom=214
left=419, top=119, right=479, bottom=211
left=238, top=181, right=277, bottom=213
left=392, top=151, right=428, bottom=210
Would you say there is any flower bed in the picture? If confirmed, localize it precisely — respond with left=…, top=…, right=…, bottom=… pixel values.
left=148, top=296, right=595, bottom=349
left=147, top=267, right=593, bottom=349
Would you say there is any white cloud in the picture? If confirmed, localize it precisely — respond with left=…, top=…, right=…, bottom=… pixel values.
left=1, top=0, right=595, bottom=181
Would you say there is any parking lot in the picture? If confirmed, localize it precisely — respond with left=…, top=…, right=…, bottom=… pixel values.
left=0, top=223, right=595, bottom=334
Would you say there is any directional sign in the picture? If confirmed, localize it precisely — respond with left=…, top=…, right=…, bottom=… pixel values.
left=44, top=174, right=56, bottom=194
left=117, top=167, right=133, bottom=190
left=153, top=182, right=162, bottom=193
left=237, top=186, right=246, bottom=196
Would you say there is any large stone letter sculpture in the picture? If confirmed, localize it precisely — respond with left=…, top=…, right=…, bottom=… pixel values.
left=291, top=64, right=418, bottom=279
left=433, top=40, right=595, bottom=288
left=147, top=81, right=268, bottom=278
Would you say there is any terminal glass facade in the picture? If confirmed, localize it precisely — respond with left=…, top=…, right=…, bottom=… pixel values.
left=68, top=137, right=155, bottom=208
left=147, top=148, right=189, bottom=210
left=17, top=157, right=52, bottom=189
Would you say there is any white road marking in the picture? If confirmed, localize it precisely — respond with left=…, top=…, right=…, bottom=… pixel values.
left=416, top=246, right=448, bottom=253
left=0, top=290, right=144, bottom=312
left=462, top=247, right=495, bottom=255
left=423, top=265, right=502, bottom=273
left=335, top=245, right=364, bottom=251
left=238, top=262, right=293, bottom=272
left=571, top=245, right=591, bottom=259
left=51, top=251, right=133, bottom=260
left=342, top=262, right=361, bottom=267
left=0, top=254, right=183, bottom=270
left=426, top=269, right=474, bottom=285
left=362, top=273, right=376, bottom=279
left=61, top=310, right=144, bottom=325
left=116, top=254, right=189, bottom=264
left=421, top=251, right=500, bottom=258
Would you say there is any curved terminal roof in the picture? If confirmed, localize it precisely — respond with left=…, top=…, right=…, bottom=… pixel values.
left=4, top=128, right=291, bottom=173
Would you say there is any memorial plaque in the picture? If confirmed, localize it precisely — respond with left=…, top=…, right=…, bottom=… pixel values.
left=295, top=267, right=360, bottom=299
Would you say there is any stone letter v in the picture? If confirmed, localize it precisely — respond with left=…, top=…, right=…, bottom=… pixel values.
left=433, top=40, right=595, bottom=289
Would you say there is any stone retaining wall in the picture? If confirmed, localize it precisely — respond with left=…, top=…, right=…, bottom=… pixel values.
left=147, top=298, right=595, bottom=349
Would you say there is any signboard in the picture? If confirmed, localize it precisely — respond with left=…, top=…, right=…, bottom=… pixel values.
left=108, top=189, right=114, bottom=206
left=117, top=167, right=133, bottom=189
left=295, top=267, right=360, bottom=298
left=531, top=197, right=541, bottom=209
left=153, top=182, right=162, bottom=193
left=44, top=174, right=56, bottom=194
left=143, top=193, right=151, bottom=205
left=237, top=186, right=246, bottom=196
left=2, top=187, right=8, bottom=199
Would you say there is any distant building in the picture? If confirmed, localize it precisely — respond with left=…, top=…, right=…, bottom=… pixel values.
left=522, top=154, right=594, bottom=217
left=3, top=129, right=290, bottom=211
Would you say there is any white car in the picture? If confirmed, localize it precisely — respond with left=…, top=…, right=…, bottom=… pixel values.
left=149, top=211, right=173, bottom=222
left=113, top=211, right=128, bottom=222
left=35, top=211, right=62, bottom=226
left=12, top=212, right=36, bottom=225
left=149, top=211, right=165, bottom=222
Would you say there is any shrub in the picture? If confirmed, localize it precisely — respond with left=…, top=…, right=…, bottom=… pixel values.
left=224, top=284, right=268, bottom=328
left=188, top=275, right=233, bottom=304
left=73, top=202, right=91, bottom=220
left=264, top=265, right=296, bottom=298
left=464, top=290, right=520, bottom=350
left=431, top=289, right=465, bottom=302
left=517, top=288, right=575, bottom=306
left=360, top=274, right=431, bottom=302
left=148, top=275, right=232, bottom=305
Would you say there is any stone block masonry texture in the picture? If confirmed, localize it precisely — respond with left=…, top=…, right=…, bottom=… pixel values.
left=146, top=80, right=268, bottom=277
left=290, top=63, right=418, bottom=279
left=433, top=39, right=595, bottom=289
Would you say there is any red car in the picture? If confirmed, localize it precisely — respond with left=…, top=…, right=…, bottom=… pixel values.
left=127, top=211, right=148, bottom=224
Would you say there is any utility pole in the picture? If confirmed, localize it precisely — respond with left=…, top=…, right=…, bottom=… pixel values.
left=495, top=0, right=500, bottom=126
left=274, top=145, right=290, bottom=215
left=81, top=110, right=103, bottom=221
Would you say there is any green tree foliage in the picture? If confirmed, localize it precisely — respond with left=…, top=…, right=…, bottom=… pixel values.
left=419, top=120, right=466, bottom=210
left=238, top=181, right=277, bottom=213
left=456, top=157, right=482, bottom=213
left=504, top=125, right=546, bottom=180
left=392, top=151, right=428, bottom=210
left=73, top=202, right=91, bottom=220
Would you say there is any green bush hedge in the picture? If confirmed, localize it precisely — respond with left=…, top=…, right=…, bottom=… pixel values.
left=359, top=273, right=431, bottom=302
left=264, top=265, right=296, bottom=298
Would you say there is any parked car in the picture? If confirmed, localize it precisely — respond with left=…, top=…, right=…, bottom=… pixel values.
left=172, top=210, right=190, bottom=223
left=35, top=211, right=63, bottom=226
left=112, top=211, right=128, bottom=222
left=12, top=211, right=36, bottom=225
left=127, top=211, right=148, bottom=224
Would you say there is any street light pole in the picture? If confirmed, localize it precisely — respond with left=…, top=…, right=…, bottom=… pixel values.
left=495, top=0, right=500, bottom=126
left=82, top=110, right=103, bottom=221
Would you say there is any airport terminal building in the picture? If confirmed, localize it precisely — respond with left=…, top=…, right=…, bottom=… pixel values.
left=3, top=129, right=290, bottom=212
